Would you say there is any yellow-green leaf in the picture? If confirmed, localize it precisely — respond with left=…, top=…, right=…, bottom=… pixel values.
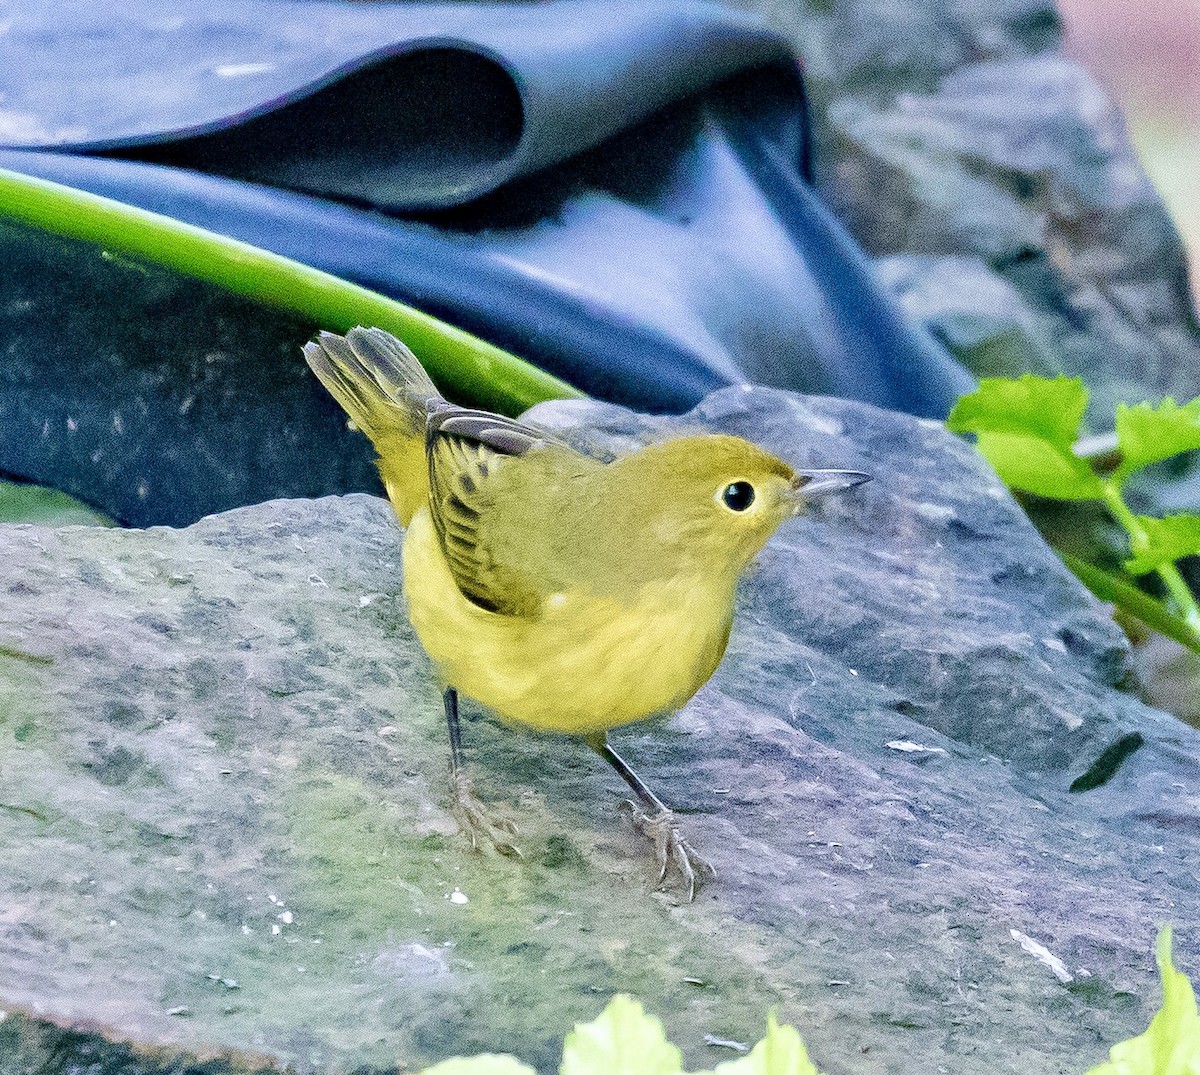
left=1086, top=929, right=1200, bottom=1075
left=1115, top=398, right=1200, bottom=484
left=947, top=377, right=1105, bottom=500
left=704, top=1012, right=824, bottom=1075
left=560, top=995, right=684, bottom=1075
left=421, top=1056, right=537, bottom=1075
left=0, top=478, right=116, bottom=527
left=974, top=431, right=1105, bottom=501
left=947, top=375, right=1090, bottom=447
left=1125, top=515, right=1200, bottom=576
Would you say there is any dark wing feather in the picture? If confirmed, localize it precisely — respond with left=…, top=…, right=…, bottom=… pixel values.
left=425, top=408, right=571, bottom=616
left=430, top=410, right=547, bottom=458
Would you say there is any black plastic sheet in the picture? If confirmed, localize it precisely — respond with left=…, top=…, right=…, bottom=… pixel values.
left=0, top=0, right=974, bottom=524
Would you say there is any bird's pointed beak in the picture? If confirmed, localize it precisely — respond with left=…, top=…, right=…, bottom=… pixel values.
left=789, top=468, right=871, bottom=512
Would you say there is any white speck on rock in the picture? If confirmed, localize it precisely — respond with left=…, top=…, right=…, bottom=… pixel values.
left=916, top=502, right=956, bottom=523
left=214, top=62, right=277, bottom=77
left=887, top=740, right=947, bottom=755
left=703, top=1033, right=750, bottom=1053
left=1010, top=928, right=1073, bottom=983
left=372, top=942, right=453, bottom=981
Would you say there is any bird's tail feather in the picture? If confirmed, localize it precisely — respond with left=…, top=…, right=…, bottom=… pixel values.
left=303, top=326, right=443, bottom=443
left=303, top=327, right=443, bottom=525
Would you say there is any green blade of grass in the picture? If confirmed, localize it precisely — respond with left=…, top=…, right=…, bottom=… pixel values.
left=0, top=166, right=584, bottom=416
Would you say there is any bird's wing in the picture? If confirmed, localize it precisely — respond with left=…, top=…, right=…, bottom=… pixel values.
left=425, top=408, right=592, bottom=616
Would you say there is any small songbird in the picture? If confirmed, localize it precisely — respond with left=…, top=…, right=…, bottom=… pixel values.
left=303, top=327, right=868, bottom=899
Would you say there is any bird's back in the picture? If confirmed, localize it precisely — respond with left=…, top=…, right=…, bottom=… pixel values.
left=305, top=327, right=629, bottom=611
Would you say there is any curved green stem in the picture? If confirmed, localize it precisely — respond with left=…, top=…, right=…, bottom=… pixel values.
left=0, top=166, right=584, bottom=416
left=1060, top=553, right=1200, bottom=654
left=1101, top=481, right=1200, bottom=631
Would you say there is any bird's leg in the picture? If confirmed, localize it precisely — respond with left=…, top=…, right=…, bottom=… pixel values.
left=585, top=733, right=714, bottom=901
left=444, top=687, right=520, bottom=857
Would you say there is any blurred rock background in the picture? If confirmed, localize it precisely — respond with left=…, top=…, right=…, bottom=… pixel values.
left=1058, top=0, right=1200, bottom=721
left=733, top=0, right=1200, bottom=424
left=1059, top=0, right=1200, bottom=302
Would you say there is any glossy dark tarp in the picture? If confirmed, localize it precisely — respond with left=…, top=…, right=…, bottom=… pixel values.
left=0, top=0, right=973, bottom=525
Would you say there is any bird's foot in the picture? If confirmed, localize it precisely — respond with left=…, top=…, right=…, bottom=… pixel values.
left=452, top=770, right=522, bottom=858
left=619, top=801, right=714, bottom=901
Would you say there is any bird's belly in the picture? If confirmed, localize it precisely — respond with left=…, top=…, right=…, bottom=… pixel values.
left=402, top=508, right=732, bottom=735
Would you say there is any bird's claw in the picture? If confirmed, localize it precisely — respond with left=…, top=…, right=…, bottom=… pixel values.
left=619, top=800, right=714, bottom=901
left=452, top=770, right=522, bottom=858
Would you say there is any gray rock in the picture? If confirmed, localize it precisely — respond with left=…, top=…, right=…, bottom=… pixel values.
left=736, top=0, right=1200, bottom=429
left=1, top=387, right=1196, bottom=1074
left=829, top=57, right=1200, bottom=424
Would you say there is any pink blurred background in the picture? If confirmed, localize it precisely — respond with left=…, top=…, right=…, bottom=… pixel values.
left=1059, top=0, right=1200, bottom=300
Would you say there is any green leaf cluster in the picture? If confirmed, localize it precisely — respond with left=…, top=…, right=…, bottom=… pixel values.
left=1086, top=929, right=1200, bottom=1075
left=947, top=376, right=1200, bottom=651
left=419, top=932, right=1198, bottom=1075
left=421, top=997, right=821, bottom=1075
left=947, top=375, right=1104, bottom=500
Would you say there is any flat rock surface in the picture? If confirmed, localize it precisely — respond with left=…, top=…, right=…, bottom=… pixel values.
left=1, top=387, right=1197, bottom=1074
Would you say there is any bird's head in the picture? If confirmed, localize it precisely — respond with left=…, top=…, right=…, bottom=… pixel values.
left=608, top=434, right=869, bottom=577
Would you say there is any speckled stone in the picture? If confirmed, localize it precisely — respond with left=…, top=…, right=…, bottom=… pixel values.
left=1, top=386, right=1196, bottom=1074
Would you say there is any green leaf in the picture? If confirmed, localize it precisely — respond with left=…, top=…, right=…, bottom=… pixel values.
left=1125, top=515, right=1200, bottom=576
left=0, top=478, right=116, bottom=527
left=973, top=432, right=1105, bottom=501
left=947, top=377, right=1105, bottom=500
left=947, top=375, right=1090, bottom=447
left=421, top=1056, right=537, bottom=1075
left=1115, top=398, right=1200, bottom=483
left=704, top=1012, right=823, bottom=1075
left=1085, top=929, right=1200, bottom=1075
left=560, top=995, right=683, bottom=1075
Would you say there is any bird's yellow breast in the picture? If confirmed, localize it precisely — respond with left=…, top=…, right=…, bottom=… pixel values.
left=402, top=507, right=735, bottom=735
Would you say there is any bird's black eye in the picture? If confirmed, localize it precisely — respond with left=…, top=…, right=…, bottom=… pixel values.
left=722, top=481, right=756, bottom=511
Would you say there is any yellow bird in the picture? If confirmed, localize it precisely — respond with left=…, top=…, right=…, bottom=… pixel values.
left=303, top=327, right=868, bottom=898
